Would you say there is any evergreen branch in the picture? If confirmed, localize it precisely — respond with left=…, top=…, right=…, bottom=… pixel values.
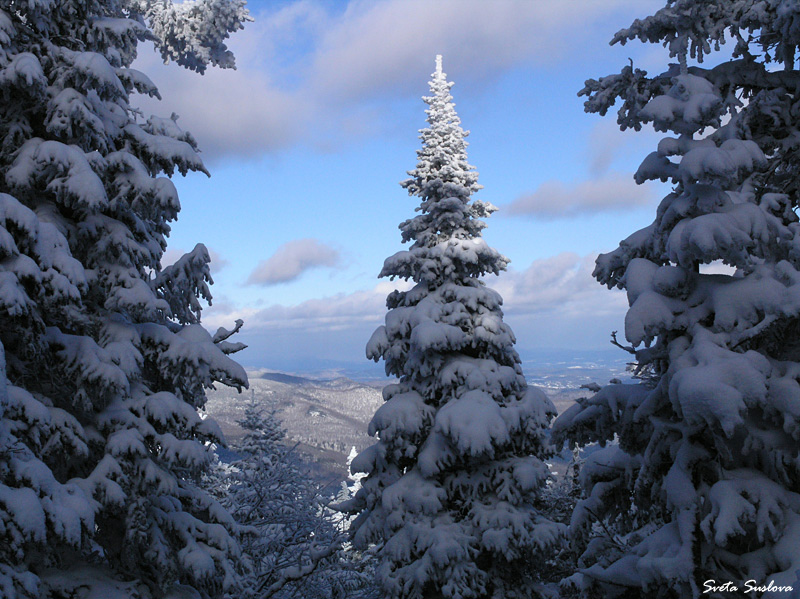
left=255, top=540, right=343, bottom=597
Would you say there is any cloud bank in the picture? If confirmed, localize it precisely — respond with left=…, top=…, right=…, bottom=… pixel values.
left=133, top=0, right=653, bottom=161
left=219, top=253, right=621, bottom=332
left=204, top=252, right=627, bottom=367
left=494, top=252, right=625, bottom=317
left=309, top=0, right=627, bottom=102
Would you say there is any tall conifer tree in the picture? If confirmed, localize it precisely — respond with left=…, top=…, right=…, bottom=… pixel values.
left=0, top=1, right=250, bottom=597
left=345, top=56, right=562, bottom=599
left=554, top=2, right=800, bottom=597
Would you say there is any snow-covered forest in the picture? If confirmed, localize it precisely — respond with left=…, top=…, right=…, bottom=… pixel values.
left=2, top=1, right=800, bottom=598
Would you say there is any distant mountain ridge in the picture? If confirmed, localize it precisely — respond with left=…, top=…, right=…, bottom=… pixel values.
left=259, top=371, right=322, bottom=385
left=204, top=361, right=631, bottom=482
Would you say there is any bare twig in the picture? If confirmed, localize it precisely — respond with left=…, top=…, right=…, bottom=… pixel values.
left=610, top=331, right=636, bottom=355
left=584, top=507, right=626, bottom=551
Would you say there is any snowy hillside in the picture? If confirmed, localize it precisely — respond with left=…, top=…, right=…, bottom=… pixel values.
left=204, top=371, right=386, bottom=477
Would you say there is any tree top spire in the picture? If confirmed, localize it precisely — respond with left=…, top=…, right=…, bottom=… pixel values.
left=435, top=54, right=442, bottom=76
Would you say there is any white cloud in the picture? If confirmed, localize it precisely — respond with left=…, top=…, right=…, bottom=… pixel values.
left=133, top=47, right=307, bottom=160
left=247, top=238, right=341, bottom=285
left=505, top=173, right=656, bottom=218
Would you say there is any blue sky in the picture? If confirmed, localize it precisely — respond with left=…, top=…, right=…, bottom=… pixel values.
left=134, top=0, right=673, bottom=373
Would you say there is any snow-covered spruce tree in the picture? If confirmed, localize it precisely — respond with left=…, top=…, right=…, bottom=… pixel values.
left=216, top=399, right=376, bottom=599
left=345, top=56, right=562, bottom=599
left=0, top=1, right=251, bottom=597
left=552, top=2, right=800, bottom=597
